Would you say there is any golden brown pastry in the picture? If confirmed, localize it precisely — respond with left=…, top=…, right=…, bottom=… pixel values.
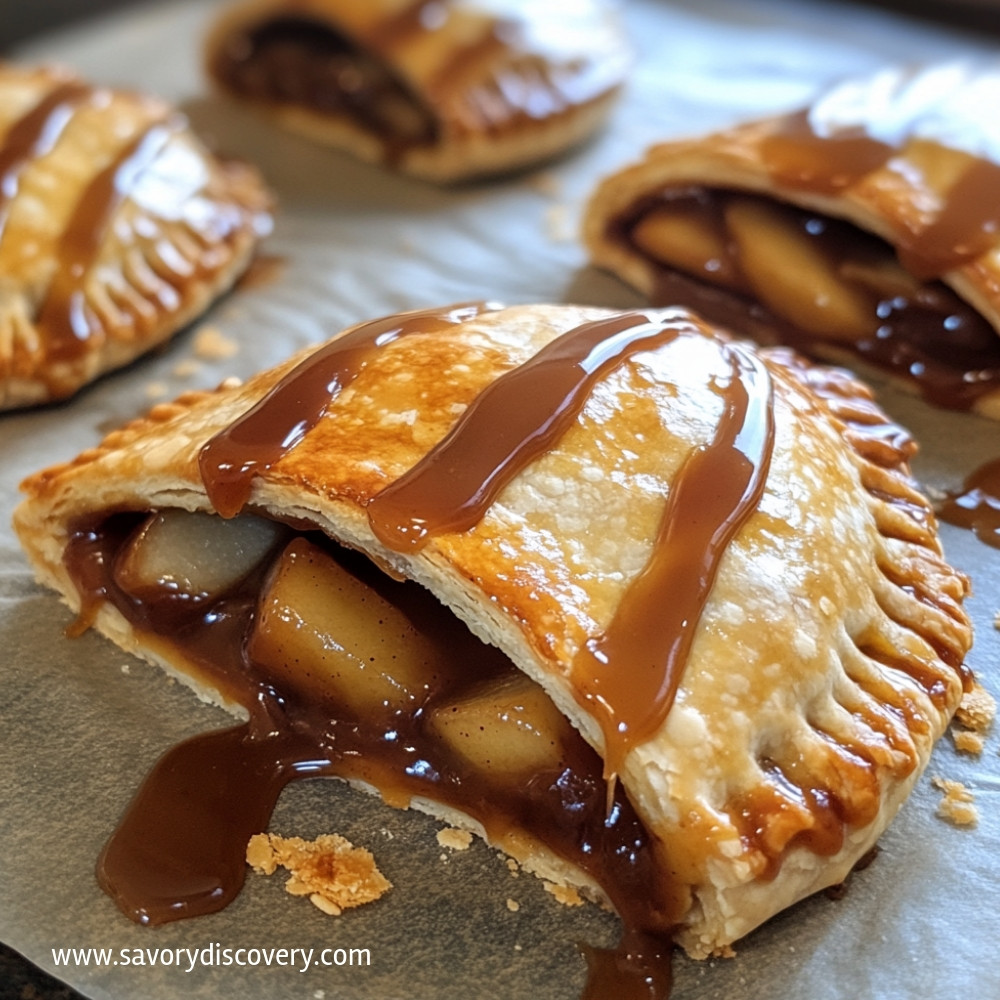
left=204, top=0, right=630, bottom=182
left=583, top=60, right=1000, bottom=417
left=0, top=62, right=272, bottom=410
left=14, top=302, right=971, bottom=963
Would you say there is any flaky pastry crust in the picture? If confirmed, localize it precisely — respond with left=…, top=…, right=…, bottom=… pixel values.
left=0, top=62, right=271, bottom=410
left=204, top=0, right=630, bottom=182
left=14, top=303, right=971, bottom=957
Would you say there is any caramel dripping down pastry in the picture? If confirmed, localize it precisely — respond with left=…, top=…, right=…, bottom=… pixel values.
left=583, top=59, right=1000, bottom=417
left=203, top=0, right=631, bottom=182
left=14, top=303, right=971, bottom=961
left=0, top=62, right=272, bottom=410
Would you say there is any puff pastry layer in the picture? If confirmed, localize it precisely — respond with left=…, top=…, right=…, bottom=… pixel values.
left=584, top=61, right=1000, bottom=417
left=15, top=303, right=971, bottom=959
left=0, top=62, right=271, bottom=410
left=204, top=0, right=630, bottom=182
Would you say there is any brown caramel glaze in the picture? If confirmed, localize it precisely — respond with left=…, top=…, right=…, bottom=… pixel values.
left=896, top=157, right=1000, bottom=281
left=760, top=110, right=894, bottom=194
left=620, top=188, right=1000, bottom=411
left=572, top=343, right=773, bottom=784
left=938, top=455, right=1000, bottom=548
left=761, top=108, right=1000, bottom=281
left=0, top=80, right=93, bottom=239
left=65, top=522, right=675, bottom=944
left=37, top=118, right=181, bottom=364
left=367, top=311, right=708, bottom=551
left=199, top=302, right=497, bottom=518
left=210, top=15, right=438, bottom=154
left=580, top=931, right=673, bottom=1000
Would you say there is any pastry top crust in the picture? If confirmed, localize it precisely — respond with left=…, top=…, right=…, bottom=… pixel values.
left=0, top=61, right=272, bottom=410
left=583, top=60, right=1000, bottom=416
left=204, top=0, right=631, bottom=181
left=14, top=303, right=971, bottom=957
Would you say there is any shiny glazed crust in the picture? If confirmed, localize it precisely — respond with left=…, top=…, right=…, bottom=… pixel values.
left=14, top=303, right=971, bottom=957
left=0, top=63, right=272, bottom=410
left=583, top=61, right=1000, bottom=418
left=203, top=0, right=630, bottom=182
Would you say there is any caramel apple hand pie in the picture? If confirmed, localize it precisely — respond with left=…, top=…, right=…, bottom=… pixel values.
left=14, top=302, right=971, bottom=966
left=0, top=62, right=271, bottom=410
left=584, top=60, right=1000, bottom=416
left=204, top=0, right=630, bottom=182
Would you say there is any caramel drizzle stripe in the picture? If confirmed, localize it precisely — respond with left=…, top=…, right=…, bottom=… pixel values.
left=0, top=80, right=93, bottom=242
left=37, top=116, right=181, bottom=364
left=198, top=302, right=497, bottom=518
left=572, top=343, right=774, bottom=783
left=761, top=107, right=1000, bottom=279
left=366, top=311, right=704, bottom=550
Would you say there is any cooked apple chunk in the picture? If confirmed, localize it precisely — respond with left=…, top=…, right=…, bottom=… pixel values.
left=724, top=197, right=874, bottom=341
left=631, top=202, right=744, bottom=291
left=428, top=672, right=570, bottom=778
left=114, top=510, right=288, bottom=601
left=247, top=537, right=466, bottom=716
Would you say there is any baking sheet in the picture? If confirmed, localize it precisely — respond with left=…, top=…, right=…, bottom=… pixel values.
left=2, top=1, right=999, bottom=997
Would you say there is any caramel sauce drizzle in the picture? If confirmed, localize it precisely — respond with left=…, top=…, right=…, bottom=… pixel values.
left=571, top=344, right=774, bottom=783
left=198, top=302, right=497, bottom=518
left=38, top=117, right=180, bottom=363
left=938, top=455, right=1000, bottom=548
left=0, top=80, right=92, bottom=240
left=760, top=109, right=894, bottom=194
left=367, top=311, right=705, bottom=550
left=760, top=104, right=1000, bottom=281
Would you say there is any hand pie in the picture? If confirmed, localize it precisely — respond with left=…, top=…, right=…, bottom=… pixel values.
left=0, top=62, right=272, bottom=410
left=204, top=0, right=630, bottom=182
left=583, top=60, right=1000, bottom=417
left=14, top=303, right=971, bottom=964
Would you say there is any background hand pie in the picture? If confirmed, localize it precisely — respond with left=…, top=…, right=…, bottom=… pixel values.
left=14, top=302, right=972, bottom=963
left=583, top=60, right=1000, bottom=417
left=204, top=0, right=631, bottom=182
left=0, top=62, right=272, bottom=411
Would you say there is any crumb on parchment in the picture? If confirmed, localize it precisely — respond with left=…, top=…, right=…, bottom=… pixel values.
left=950, top=682, right=996, bottom=756
left=193, top=325, right=239, bottom=360
left=436, top=827, right=473, bottom=851
left=247, top=832, right=391, bottom=915
left=543, top=882, right=584, bottom=907
left=931, top=777, right=979, bottom=827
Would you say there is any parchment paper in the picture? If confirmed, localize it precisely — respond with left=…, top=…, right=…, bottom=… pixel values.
left=2, top=1, right=999, bottom=997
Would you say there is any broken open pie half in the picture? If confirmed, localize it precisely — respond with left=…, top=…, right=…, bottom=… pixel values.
left=204, top=0, right=630, bottom=182
left=14, top=302, right=971, bottom=962
left=0, top=62, right=271, bottom=410
left=583, top=60, right=1000, bottom=417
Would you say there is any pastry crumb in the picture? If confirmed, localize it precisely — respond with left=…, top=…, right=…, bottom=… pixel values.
left=247, top=832, right=391, bottom=914
left=436, top=827, right=473, bottom=851
left=953, top=729, right=985, bottom=755
left=172, top=358, right=202, bottom=378
left=544, top=203, right=574, bottom=242
left=506, top=898, right=520, bottom=912
left=955, top=683, right=996, bottom=733
left=931, top=776, right=979, bottom=827
left=194, top=325, right=239, bottom=360
left=543, top=882, right=584, bottom=907
left=506, top=858, right=520, bottom=877
left=144, top=381, right=169, bottom=399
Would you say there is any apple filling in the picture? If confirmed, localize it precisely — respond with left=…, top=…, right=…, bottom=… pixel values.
left=65, top=507, right=672, bottom=935
left=620, top=187, right=1000, bottom=409
left=210, top=16, right=437, bottom=148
